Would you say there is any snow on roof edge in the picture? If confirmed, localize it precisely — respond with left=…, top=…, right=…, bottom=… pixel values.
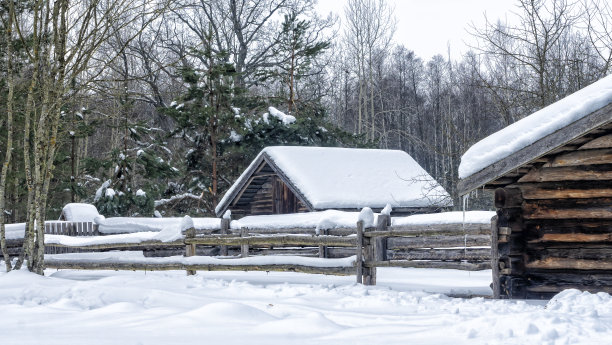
left=458, top=74, right=612, bottom=180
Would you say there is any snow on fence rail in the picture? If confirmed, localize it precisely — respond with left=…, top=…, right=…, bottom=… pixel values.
left=24, top=210, right=496, bottom=284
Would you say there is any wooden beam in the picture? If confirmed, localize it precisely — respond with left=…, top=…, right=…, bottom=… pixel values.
left=529, top=233, right=612, bottom=243
left=365, top=260, right=490, bottom=271
left=518, top=181, right=612, bottom=199
left=457, top=103, right=612, bottom=195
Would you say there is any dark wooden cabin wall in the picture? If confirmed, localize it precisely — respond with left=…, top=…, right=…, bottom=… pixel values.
left=494, top=128, right=612, bottom=299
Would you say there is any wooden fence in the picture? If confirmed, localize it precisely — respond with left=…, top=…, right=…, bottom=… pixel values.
left=37, top=214, right=494, bottom=285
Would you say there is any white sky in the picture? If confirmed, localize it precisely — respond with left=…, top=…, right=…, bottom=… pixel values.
left=316, top=0, right=517, bottom=61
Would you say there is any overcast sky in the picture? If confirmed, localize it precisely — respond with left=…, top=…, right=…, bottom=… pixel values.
left=316, top=0, right=517, bottom=61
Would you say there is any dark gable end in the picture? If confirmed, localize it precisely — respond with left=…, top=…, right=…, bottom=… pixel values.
left=215, top=153, right=313, bottom=218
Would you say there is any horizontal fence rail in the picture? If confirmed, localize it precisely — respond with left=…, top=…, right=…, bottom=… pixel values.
left=4, top=212, right=494, bottom=285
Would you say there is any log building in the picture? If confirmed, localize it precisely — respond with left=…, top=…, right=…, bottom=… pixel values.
left=458, top=75, right=612, bottom=299
left=216, top=146, right=452, bottom=218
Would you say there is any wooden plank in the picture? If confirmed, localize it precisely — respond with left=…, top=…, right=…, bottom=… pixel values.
left=374, top=223, right=490, bottom=237
left=457, top=102, right=612, bottom=195
left=491, top=216, right=500, bottom=299
left=522, top=198, right=612, bottom=219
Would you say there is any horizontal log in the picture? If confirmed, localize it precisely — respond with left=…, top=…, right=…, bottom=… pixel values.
left=186, top=235, right=356, bottom=247
left=387, top=235, right=491, bottom=249
left=522, top=198, right=612, bottom=219
left=365, top=260, right=490, bottom=271
left=44, top=259, right=355, bottom=276
left=227, top=227, right=356, bottom=236
left=45, top=239, right=185, bottom=250
left=527, top=246, right=612, bottom=260
left=550, top=148, right=612, bottom=167
left=528, top=233, right=612, bottom=243
left=579, top=133, right=612, bottom=150
left=387, top=248, right=491, bottom=261
left=495, top=187, right=523, bottom=208
left=373, top=223, right=490, bottom=238
left=526, top=257, right=612, bottom=270
left=517, top=181, right=612, bottom=199
left=524, top=219, right=612, bottom=234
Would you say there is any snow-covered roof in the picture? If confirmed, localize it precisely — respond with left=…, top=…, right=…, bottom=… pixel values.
left=61, top=203, right=100, bottom=222
left=458, top=74, right=612, bottom=193
left=216, top=146, right=452, bottom=216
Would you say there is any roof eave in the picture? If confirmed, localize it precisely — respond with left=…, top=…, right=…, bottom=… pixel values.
left=457, top=102, right=612, bottom=196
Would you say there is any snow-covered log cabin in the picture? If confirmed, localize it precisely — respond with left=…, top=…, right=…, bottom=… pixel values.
left=216, top=146, right=452, bottom=218
left=458, top=75, right=612, bottom=299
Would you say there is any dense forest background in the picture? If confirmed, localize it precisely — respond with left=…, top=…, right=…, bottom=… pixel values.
left=2, top=0, right=612, bottom=224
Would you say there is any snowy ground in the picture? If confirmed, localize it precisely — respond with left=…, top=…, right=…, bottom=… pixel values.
left=2, top=266, right=612, bottom=345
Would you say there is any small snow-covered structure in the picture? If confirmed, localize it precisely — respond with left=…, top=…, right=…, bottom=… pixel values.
left=458, top=74, right=612, bottom=299
left=60, top=203, right=100, bottom=222
left=216, top=146, right=451, bottom=218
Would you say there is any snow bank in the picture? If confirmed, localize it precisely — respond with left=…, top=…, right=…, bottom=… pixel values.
left=61, top=203, right=100, bottom=222
left=2, top=266, right=612, bottom=345
left=95, top=217, right=220, bottom=234
left=459, top=74, right=612, bottom=179
left=392, top=211, right=496, bottom=227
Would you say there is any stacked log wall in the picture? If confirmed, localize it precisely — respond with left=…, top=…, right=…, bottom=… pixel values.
left=495, top=130, right=612, bottom=299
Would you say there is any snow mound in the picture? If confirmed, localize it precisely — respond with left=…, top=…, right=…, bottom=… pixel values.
left=61, top=203, right=100, bottom=222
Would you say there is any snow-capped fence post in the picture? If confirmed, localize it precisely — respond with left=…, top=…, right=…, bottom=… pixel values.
left=183, top=216, right=196, bottom=276
left=356, top=220, right=364, bottom=284
left=240, top=229, right=249, bottom=258
left=220, top=214, right=230, bottom=256
left=362, top=226, right=375, bottom=286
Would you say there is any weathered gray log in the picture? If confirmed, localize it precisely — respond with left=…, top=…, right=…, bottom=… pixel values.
left=491, top=215, right=500, bottom=299
left=240, top=229, right=249, bottom=258
left=528, top=233, right=612, bottom=243
left=356, top=220, right=364, bottom=284
left=386, top=248, right=491, bottom=261
left=220, top=218, right=230, bottom=256
left=185, top=235, right=357, bottom=247
left=365, top=260, right=490, bottom=271
left=46, top=239, right=185, bottom=250
left=386, top=235, right=491, bottom=249
left=185, top=227, right=196, bottom=275
left=363, top=223, right=376, bottom=285
left=235, top=227, right=355, bottom=236
left=375, top=214, right=390, bottom=262
left=372, top=223, right=490, bottom=237
left=44, top=259, right=355, bottom=276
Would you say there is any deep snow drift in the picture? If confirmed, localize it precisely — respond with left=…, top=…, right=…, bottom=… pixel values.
left=1, top=266, right=611, bottom=345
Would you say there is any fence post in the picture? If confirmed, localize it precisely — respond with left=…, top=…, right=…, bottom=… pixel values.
left=185, top=227, right=196, bottom=276
left=319, top=228, right=328, bottom=258
left=356, top=220, right=364, bottom=284
left=240, top=228, right=249, bottom=258
left=491, top=215, right=500, bottom=299
left=368, top=214, right=390, bottom=285
left=363, top=225, right=375, bottom=286
left=220, top=217, right=230, bottom=256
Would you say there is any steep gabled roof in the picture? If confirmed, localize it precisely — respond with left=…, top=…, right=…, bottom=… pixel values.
left=216, top=146, right=452, bottom=217
left=458, top=75, right=612, bottom=195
